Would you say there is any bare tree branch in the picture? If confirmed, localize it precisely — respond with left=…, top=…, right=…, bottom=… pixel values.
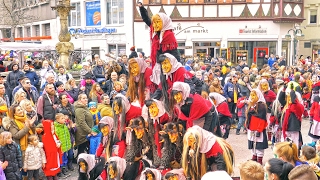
left=0, top=0, right=39, bottom=41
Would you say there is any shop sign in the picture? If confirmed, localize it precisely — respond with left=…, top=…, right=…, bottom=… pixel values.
left=173, top=23, right=209, bottom=35
left=69, top=28, right=117, bottom=35
left=239, top=28, right=267, bottom=35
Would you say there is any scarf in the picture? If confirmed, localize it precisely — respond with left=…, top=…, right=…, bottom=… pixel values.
left=282, top=99, right=304, bottom=139
left=14, top=114, right=34, bottom=151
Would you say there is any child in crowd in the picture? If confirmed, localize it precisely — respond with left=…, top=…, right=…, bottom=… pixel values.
left=23, top=135, right=46, bottom=180
left=236, top=91, right=248, bottom=135
left=35, top=123, right=44, bottom=141
left=42, top=120, right=63, bottom=180
left=54, top=113, right=72, bottom=177
left=64, top=114, right=76, bottom=168
left=89, top=102, right=101, bottom=125
left=300, top=145, right=320, bottom=178
left=110, top=81, right=126, bottom=99
left=0, top=131, right=22, bottom=180
left=87, top=125, right=102, bottom=155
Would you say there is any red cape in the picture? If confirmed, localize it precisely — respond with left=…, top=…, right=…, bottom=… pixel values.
left=150, top=26, right=178, bottom=69
left=282, top=100, right=304, bottom=138
left=125, top=105, right=142, bottom=122
left=178, top=94, right=212, bottom=128
left=42, top=120, right=63, bottom=176
left=217, top=102, right=232, bottom=118
left=159, top=67, right=193, bottom=91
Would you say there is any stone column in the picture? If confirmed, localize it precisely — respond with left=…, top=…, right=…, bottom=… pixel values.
left=52, top=0, right=75, bottom=69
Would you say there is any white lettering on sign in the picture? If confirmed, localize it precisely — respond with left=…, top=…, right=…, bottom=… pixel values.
left=239, top=28, right=267, bottom=35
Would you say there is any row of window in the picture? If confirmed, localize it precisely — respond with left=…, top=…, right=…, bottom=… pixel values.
left=14, top=0, right=48, bottom=9
left=16, top=24, right=51, bottom=37
left=68, top=0, right=124, bottom=27
left=149, top=0, right=301, bottom=3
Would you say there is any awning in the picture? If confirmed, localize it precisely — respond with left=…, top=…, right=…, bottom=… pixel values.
left=0, top=42, right=55, bottom=51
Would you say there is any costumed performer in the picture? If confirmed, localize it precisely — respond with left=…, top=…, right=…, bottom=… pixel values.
left=278, top=85, right=304, bottom=148
left=141, top=99, right=170, bottom=167
left=170, top=82, right=217, bottom=132
left=127, top=57, right=156, bottom=106
left=163, top=168, right=186, bottom=180
left=258, top=79, right=276, bottom=143
left=245, top=89, right=268, bottom=165
left=181, top=125, right=234, bottom=180
left=107, top=156, right=126, bottom=180
left=77, top=153, right=105, bottom=180
left=138, top=2, right=179, bottom=68
left=112, top=93, right=142, bottom=158
left=123, top=117, right=151, bottom=180
left=139, top=168, right=162, bottom=180
left=151, top=53, right=195, bottom=113
left=308, top=96, right=320, bottom=142
left=209, top=92, right=231, bottom=138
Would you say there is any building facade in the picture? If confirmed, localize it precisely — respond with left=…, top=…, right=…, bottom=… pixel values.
left=0, top=0, right=57, bottom=44
left=299, top=0, right=320, bottom=61
left=68, top=0, right=134, bottom=58
left=134, top=0, right=304, bottom=67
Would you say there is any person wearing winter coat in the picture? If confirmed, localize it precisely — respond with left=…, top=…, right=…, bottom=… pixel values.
left=56, top=81, right=74, bottom=104
left=39, top=60, right=56, bottom=89
left=87, top=126, right=102, bottom=155
left=6, top=63, right=24, bottom=101
left=23, top=64, right=39, bottom=87
left=0, top=131, right=23, bottom=180
left=75, top=94, right=95, bottom=156
left=54, top=113, right=72, bottom=177
left=23, top=135, right=46, bottom=180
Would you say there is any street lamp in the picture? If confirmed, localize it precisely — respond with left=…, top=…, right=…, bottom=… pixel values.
left=285, top=24, right=304, bottom=66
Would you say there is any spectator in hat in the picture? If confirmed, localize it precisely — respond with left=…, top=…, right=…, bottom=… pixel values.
left=128, top=46, right=138, bottom=59
left=23, top=63, right=39, bottom=87
left=185, top=60, right=192, bottom=71
left=13, top=76, right=39, bottom=105
left=79, top=73, right=95, bottom=98
left=138, top=52, right=145, bottom=59
left=80, top=62, right=93, bottom=80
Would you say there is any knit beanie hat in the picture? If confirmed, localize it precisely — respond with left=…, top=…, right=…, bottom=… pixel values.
left=88, top=101, right=97, bottom=109
left=92, top=125, right=100, bottom=134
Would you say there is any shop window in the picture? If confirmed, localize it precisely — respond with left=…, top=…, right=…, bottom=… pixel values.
left=310, top=10, right=317, bottom=24
left=107, top=0, right=124, bottom=25
left=178, top=42, right=186, bottom=46
left=149, top=0, right=161, bottom=4
left=68, top=3, right=81, bottom=27
left=205, top=0, right=217, bottom=2
left=177, top=0, right=189, bottom=3
left=304, top=42, right=311, bottom=48
left=233, top=0, right=245, bottom=2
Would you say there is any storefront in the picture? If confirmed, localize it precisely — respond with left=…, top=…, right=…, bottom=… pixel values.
left=134, top=21, right=293, bottom=67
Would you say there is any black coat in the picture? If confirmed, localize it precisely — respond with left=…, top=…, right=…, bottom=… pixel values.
left=0, top=143, right=23, bottom=180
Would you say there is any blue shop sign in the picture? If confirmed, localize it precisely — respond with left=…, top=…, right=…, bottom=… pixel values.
left=69, top=28, right=117, bottom=35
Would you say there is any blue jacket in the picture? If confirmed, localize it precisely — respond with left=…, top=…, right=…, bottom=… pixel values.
left=223, top=82, right=240, bottom=100
left=24, top=70, right=39, bottom=86
left=87, top=133, right=102, bottom=155
left=268, top=57, right=276, bottom=67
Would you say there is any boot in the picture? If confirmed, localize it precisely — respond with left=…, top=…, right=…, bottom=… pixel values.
left=62, top=167, right=71, bottom=176
left=236, top=129, right=240, bottom=135
left=67, top=160, right=74, bottom=171
left=257, top=156, right=263, bottom=165
left=251, top=155, right=257, bottom=161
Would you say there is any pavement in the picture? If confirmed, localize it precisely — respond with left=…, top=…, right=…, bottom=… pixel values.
left=64, top=118, right=311, bottom=179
